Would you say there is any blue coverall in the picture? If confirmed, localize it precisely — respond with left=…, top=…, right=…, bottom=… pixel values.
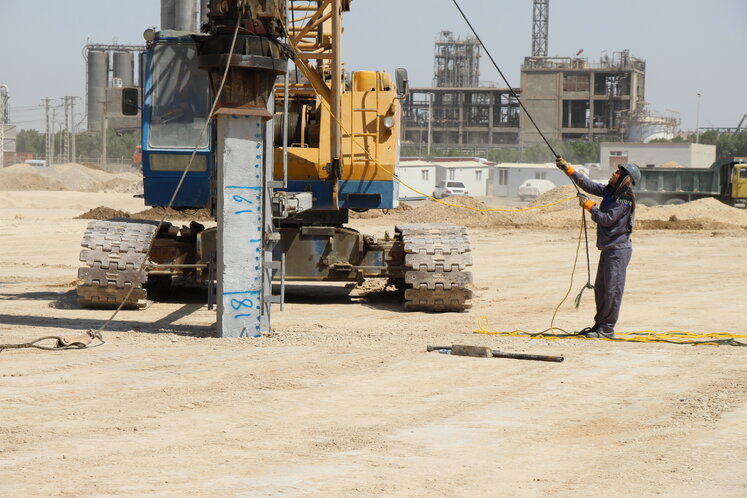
left=571, top=171, right=633, bottom=334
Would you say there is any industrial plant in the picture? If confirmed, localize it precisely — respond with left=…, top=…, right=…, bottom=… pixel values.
left=402, top=0, right=679, bottom=153
left=1, top=1, right=746, bottom=496
left=85, top=0, right=211, bottom=133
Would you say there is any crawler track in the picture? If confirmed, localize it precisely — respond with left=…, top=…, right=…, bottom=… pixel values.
left=76, top=220, right=158, bottom=309
left=397, top=224, right=473, bottom=312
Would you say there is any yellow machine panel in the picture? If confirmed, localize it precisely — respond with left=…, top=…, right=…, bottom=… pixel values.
left=732, top=165, right=747, bottom=199
left=274, top=71, right=399, bottom=182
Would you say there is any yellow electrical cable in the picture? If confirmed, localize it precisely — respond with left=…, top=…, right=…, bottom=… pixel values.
left=471, top=210, right=747, bottom=346
left=474, top=318, right=747, bottom=346
left=276, top=2, right=746, bottom=347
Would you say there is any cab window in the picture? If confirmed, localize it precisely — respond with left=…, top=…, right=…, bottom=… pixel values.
left=149, top=43, right=211, bottom=149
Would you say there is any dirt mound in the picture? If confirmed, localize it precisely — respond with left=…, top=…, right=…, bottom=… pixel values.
left=42, top=163, right=116, bottom=190
left=74, top=205, right=214, bottom=222
left=528, top=184, right=587, bottom=213
left=395, top=196, right=488, bottom=225
left=636, top=197, right=747, bottom=229
left=75, top=207, right=132, bottom=220
left=132, top=207, right=213, bottom=221
left=67, top=193, right=747, bottom=232
left=637, top=219, right=740, bottom=230
left=0, top=164, right=67, bottom=190
left=104, top=177, right=143, bottom=193
left=0, top=163, right=141, bottom=192
left=659, top=161, right=683, bottom=168
left=392, top=196, right=529, bottom=228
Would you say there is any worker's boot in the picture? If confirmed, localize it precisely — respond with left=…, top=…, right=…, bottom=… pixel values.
left=585, top=329, right=615, bottom=339
left=576, top=326, right=597, bottom=337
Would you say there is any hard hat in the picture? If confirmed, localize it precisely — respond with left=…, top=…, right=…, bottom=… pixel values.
left=619, top=163, right=641, bottom=186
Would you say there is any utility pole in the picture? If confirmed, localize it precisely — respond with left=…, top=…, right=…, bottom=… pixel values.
left=695, top=92, right=702, bottom=144
left=427, top=93, right=433, bottom=157
left=70, top=97, right=77, bottom=162
left=43, top=97, right=51, bottom=166
left=0, top=85, right=7, bottom=167
left=102, top=97, right=107, bottom=169
left=51, top=106, right=56, bottom=167
left=63, top=96, right=70, bottom=163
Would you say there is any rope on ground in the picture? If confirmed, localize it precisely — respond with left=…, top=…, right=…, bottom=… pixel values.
left=0, top=330, right=105, bottom=352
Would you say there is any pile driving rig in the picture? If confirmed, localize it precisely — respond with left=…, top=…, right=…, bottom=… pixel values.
left=77, top=0, right=474, bottom=337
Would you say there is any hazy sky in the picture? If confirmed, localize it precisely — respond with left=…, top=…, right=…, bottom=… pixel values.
left=2, top=0, right=745, bottom=132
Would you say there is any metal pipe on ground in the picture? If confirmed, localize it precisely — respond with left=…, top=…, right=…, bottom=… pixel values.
left=427, top=344, right=564, bottom=362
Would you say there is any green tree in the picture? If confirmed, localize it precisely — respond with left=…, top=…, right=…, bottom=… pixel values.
left=16, top=129, right=45, bottom=156
left=647, top=130, right=747, bottom=158
left=15, top=128, right=140, bottom=163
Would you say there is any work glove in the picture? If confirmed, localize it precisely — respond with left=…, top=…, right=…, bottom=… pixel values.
left=555, top=156, right=574, bottom=175
left=578, top=193, right=596, bottom=211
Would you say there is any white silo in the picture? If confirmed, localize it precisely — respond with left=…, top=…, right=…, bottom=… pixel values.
left=112, top=51, right=134, bottom=87
left=87, top=50, right=109, bottom=132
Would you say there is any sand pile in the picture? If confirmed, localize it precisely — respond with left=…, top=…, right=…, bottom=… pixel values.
left=71, top=194, right=747, bottom=231
left=396, top=196, right=490, bottom=226
left=392, top=196, right=532, bottom=228
left=74, top=206, right=213, bottom=222
left=530, top=184, right=579, bottom=207
left=636, top=198, right=747, bottom=229
left=0, top=164, right=66, bottom=190
left=132, top=207, right=213, bottom=221
left=528, top=185, right=589, bottom=213
left=372, top=190, right=747, bottom=231
left=0, top=163, right=141, bottom=192
left=75, top=207, right=132, bottom=220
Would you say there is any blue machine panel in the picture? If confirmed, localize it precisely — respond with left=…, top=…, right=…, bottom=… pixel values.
left=143, top=172, right=211, bottom=207
left=285, top=180, right=399, bottom=210
left=141, top=34, right=213, bottom=208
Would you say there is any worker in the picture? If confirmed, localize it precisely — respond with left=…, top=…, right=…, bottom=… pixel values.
left=556, top=158, right=641, bottom=338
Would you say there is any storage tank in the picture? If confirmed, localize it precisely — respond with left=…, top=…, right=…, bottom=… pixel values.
left=112, top=51, right=134, bottom=87
left=162, top=0, right=197, bottom=31
left=161, top=0, right=176, bottom=30
left=174, top=0, right=197, bottom=31
left=626, top=115, right=677, bottom=143
left=87, top=50, right=109, bottom=132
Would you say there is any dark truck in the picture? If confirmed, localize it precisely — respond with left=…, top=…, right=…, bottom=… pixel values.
left=635, top=158, right=747, bottom=208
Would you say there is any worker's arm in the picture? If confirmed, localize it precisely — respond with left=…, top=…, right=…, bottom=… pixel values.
left=569, top=170, right=606, bottom=197
left=556, top=157, right=605, bottom=196
left=588, top=199, right=631, bottom=227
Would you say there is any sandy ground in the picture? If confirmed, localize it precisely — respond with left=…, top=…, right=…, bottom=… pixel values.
left=1, top=191, right=746, bottom=497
